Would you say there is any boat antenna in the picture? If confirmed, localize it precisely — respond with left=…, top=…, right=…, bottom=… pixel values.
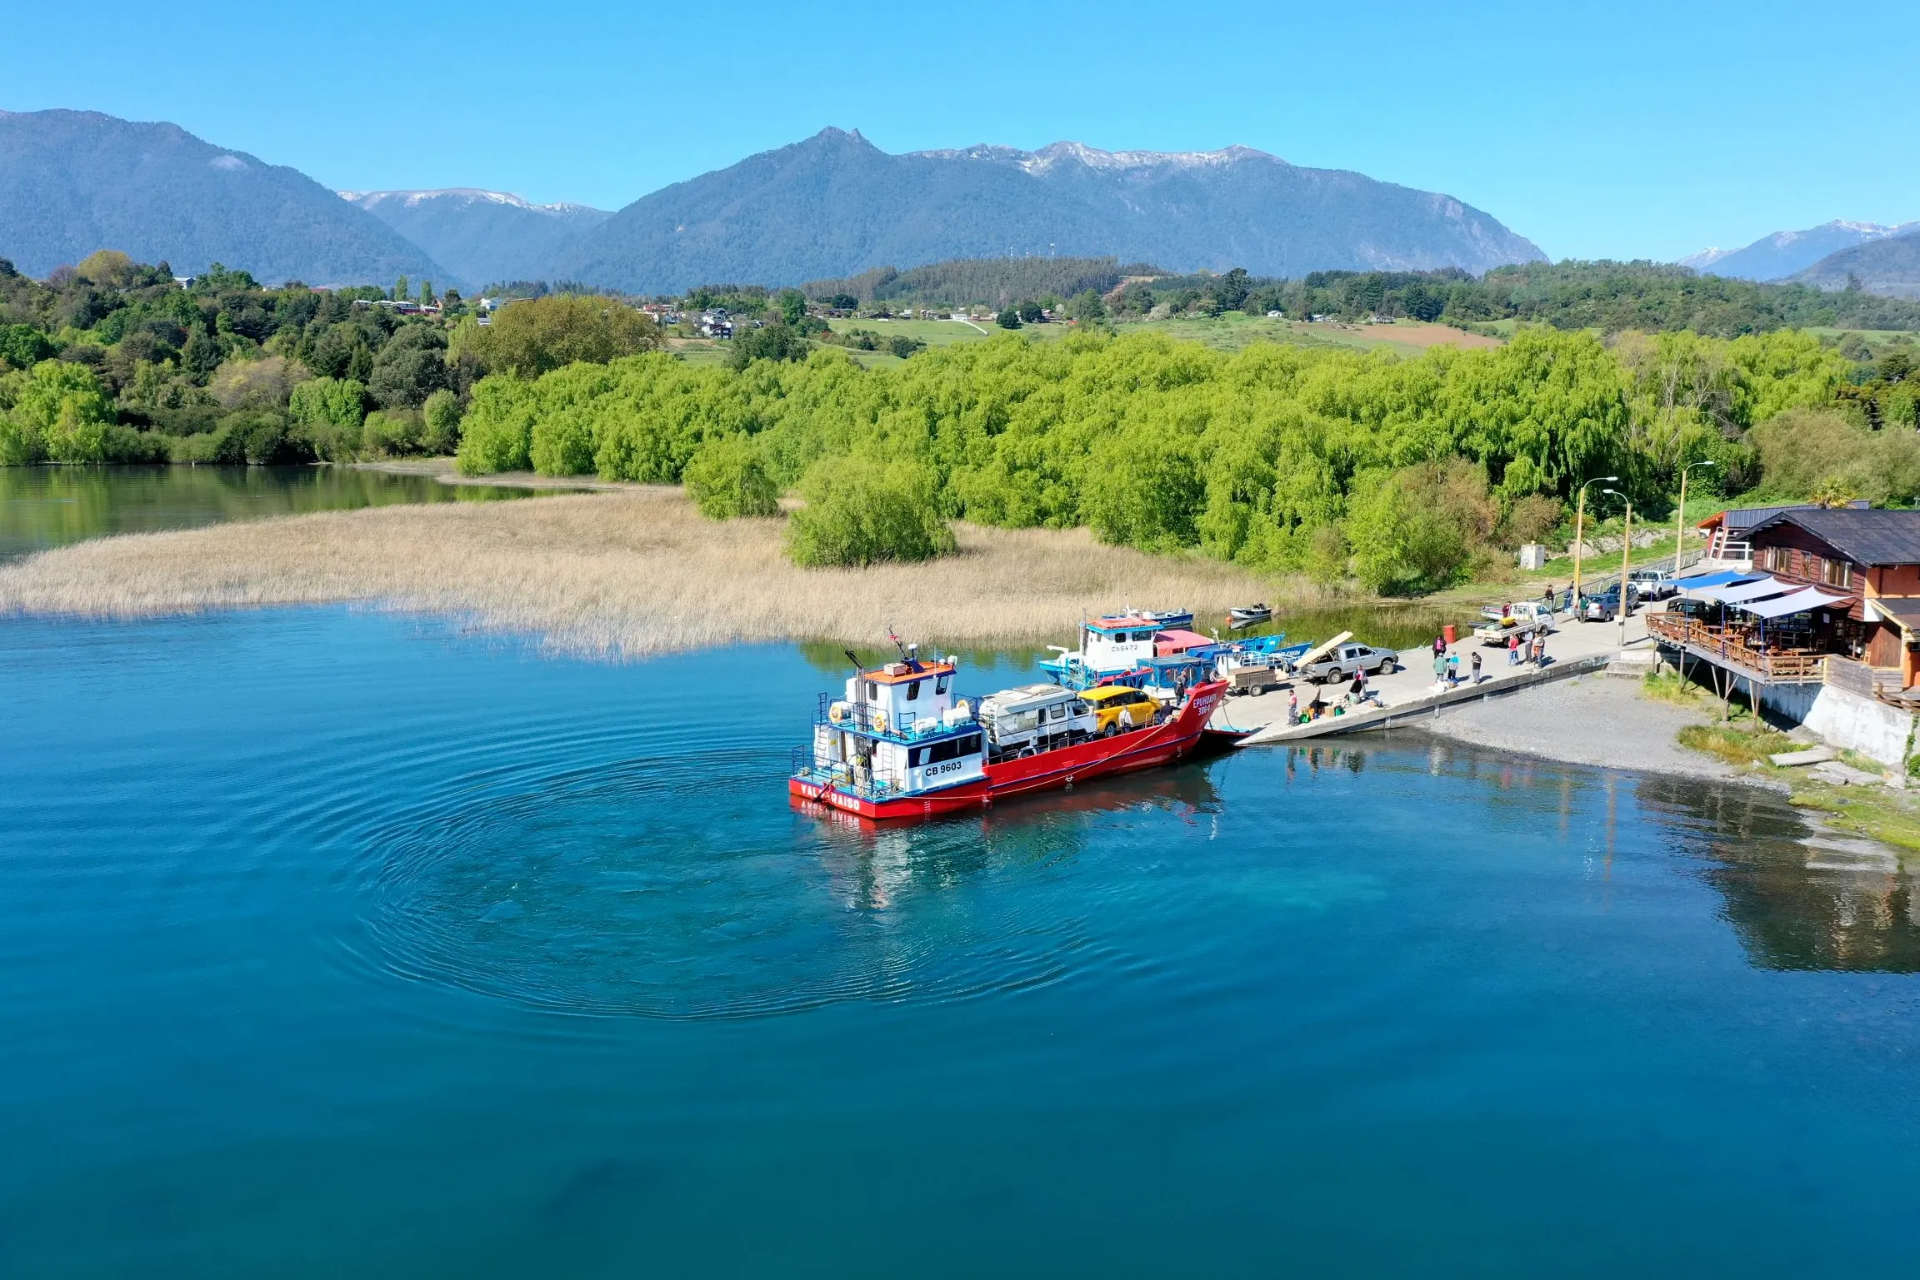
left=887, top=626, right=909, bottom=662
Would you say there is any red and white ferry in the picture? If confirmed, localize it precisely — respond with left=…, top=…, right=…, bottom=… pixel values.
left=789, top=644, right=1227, bottom=821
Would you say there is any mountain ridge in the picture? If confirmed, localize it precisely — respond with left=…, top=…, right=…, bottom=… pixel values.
left=0, top=108, right=444, bottom=285
left=343, top=188, right=610, bottom=288
left=553, top=126, right=1545, bottom=294
left=1679, top=219, right=1918, bottom=282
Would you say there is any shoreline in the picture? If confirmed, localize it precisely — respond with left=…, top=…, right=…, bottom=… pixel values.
left=0, top=487, right=1275, bottom=655
left=1408, top=671, right=1750, bottom=783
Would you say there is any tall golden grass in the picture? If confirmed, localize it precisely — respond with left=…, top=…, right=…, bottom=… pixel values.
left=0, top=488, right=1280, bottom=654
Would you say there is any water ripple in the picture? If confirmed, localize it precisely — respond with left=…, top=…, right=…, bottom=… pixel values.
left=345, top=743, right=1096, bottom=1020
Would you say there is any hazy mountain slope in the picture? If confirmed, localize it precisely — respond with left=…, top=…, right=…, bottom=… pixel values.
left=1791, top=228, right=1920, bottom=298
left=555, top=128, right=1544, bottom=294
left=1684, top=220, right=1917, bottom=282
left=0, top=109, right=443, bottom=285
left=343, top=189, right=610, bottom=289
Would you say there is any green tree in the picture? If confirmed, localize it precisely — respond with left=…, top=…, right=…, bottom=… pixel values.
left=0, top=360, right=116, bottom=463
left=419, top=280, right=434, bottom=306
left=395, top=275, right=409, bottom=303
left=421, top=389, right=462, bottom=454
left=995, top=308, right=1023, bottom=329
left=368, top=325, right=451, bottom=408
left=777, top=288, right=808, bottom=325
left=684, top=434, right=780, bottom=518
left=728, top=322, right=810, bottom=370
left=787, top=455, right=956, bottom=566
left=469, top=294, right=662, bottom=377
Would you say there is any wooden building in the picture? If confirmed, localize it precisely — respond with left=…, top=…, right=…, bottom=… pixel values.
left=1744, top=508, right=1920, bottom=688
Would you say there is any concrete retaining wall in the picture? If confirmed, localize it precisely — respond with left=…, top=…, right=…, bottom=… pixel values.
left=1758, top=683, right=1914, bottom=768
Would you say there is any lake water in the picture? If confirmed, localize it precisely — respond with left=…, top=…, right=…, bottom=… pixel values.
left=0, top=465, right=541, bottom=560
left=2, top=607, right=1918, bottom=1278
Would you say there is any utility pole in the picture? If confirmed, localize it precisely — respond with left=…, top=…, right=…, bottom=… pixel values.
left=1604, top=488, right=1632, bottom=647
left=1570, top=474, right=1618, bottom=622
left=1674, top=460, right=1717, bottom=574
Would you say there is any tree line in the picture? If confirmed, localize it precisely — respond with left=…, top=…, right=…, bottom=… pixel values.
left=454, top=324, right=1914, bottom=588
left=0, top=252, right=658, bottom=465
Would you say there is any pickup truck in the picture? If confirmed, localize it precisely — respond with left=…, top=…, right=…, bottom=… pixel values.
left=1627, top=568, right=1678, bottom=601
left=1293, top=641, right=1399, bottom=685
left=1472, top=600, right=1556, bottom=645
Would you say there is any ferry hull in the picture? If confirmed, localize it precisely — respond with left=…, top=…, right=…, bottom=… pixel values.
left=790, top=683, right=1225, bottom=822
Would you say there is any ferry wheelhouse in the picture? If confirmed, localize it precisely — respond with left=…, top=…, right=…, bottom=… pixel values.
left=1039, top=610, right=1197, bottom=690
left=790, top=643, right=1227, bottom=821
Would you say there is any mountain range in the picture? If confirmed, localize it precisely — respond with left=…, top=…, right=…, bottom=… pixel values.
left=342, top=189, right=610, bottom=289
left=546, top=128, right=1546, bottom=294
left=1680, top=219, right=1920, bottom=284
left=0, top=109, right=441, bottom=285
left=0, top=109, right=1544, bottom=293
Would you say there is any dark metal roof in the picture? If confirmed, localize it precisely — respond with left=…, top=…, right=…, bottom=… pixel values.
left=1709, top=500, right=1868, bottom=533
left=1747, top=508, right=1920, bottom=566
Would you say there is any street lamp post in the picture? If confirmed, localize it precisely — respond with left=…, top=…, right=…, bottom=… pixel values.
left=1674, top=460, right=1718, bottom=574
left=1604, top=487, right=1633, bottom=646
left=1570, top=474, right=1619, bottom=622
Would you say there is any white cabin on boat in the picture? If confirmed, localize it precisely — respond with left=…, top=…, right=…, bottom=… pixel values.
left=812, top=654, right=986, bottom=796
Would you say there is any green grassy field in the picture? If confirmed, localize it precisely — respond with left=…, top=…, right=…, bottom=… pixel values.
left=1113, top=313, right=1500, bottom=358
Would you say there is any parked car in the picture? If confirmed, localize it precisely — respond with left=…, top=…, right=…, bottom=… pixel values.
left=1295, top=641, right=1399, bottom=684
left=1079, top=685, right=1162, bottom=735
left=1627, top=569, right=1678, bottom=601
left=1579, top=582, right=1639, bottom=622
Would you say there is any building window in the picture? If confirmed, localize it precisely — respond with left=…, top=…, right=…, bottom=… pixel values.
left=1822, top=558, right=1852, bottom=589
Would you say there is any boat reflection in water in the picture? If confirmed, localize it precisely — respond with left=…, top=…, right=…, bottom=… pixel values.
left=801, top=765, right=1223, bottom=913
left=1640, top=775, right=1920, bottom=972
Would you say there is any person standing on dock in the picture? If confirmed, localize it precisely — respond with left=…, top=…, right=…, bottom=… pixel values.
left=1288, top=689, right=1299, bottom=725
left=1432, top=650, right=1448, bottom=691
left=1508, top=633, right=1521, bottom=666
left=1471, top=650, right=1483, bottom=684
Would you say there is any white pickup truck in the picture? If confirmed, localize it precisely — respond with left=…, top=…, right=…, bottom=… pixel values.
left=1472, top=600, right=1556, bottom=645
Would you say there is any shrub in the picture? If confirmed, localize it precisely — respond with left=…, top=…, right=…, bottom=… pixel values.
left=421, top=390, right=462, bottom=455
left=1346, top=460, right=1497, bottom=595
left=786, top=455, right=956, bottom=567
left=363, top=410, right=423, bottom=457
left=0, top=359, right=116, bottom=463
left=888, top=335, right=925, bottom=359
left=288, top=377, right=369, bottom=431
left=684, top=434, right=779, bottom=519
left=455, top=374, right=536, bottom=474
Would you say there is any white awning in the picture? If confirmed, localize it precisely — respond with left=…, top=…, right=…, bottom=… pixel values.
left=1739, top=586, right=1849, bottom=619
left=1696, top=576, right=1793, bottom=605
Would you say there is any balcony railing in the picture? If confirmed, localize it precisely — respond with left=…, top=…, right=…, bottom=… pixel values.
left=1646, top=613, right=1827, bottom=683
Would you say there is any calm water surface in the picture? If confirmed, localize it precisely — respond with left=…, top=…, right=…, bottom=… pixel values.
left=0, top=465, right=542, bottom=560
left=2, top=607, right=1918, bottom=1278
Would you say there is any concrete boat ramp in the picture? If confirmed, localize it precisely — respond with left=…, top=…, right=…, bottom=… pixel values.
left=1213, top=614, right=1651, bottom=746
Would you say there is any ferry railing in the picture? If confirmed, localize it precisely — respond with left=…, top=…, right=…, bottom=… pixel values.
left=814, top=691, right=978, bottom=742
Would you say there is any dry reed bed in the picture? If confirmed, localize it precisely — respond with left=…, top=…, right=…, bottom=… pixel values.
left=0, top=488, right=1268, bottom=654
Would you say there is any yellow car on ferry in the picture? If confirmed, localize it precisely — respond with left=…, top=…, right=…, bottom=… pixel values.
left=1078, top=685, right=1161, bottom=735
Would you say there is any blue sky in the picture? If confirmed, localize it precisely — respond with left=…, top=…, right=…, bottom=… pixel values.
left=8, top=0, right=1915, bottom=263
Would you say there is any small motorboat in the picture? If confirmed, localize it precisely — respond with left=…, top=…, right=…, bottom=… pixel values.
left=1228, top=604, right=1272, bottom=628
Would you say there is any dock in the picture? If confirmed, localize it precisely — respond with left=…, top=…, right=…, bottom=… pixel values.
left=1215, top=613, right=1652, bottom=745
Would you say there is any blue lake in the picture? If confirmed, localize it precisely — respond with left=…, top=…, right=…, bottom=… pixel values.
left=2, top=606, right=1918, bottom=1278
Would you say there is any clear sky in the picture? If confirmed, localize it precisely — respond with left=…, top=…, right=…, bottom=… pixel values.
left=7, top=0, right=1914, bottom=263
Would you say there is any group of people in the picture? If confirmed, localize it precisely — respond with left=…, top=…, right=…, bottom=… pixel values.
left=1429, top=628, right=1550, bottom=692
